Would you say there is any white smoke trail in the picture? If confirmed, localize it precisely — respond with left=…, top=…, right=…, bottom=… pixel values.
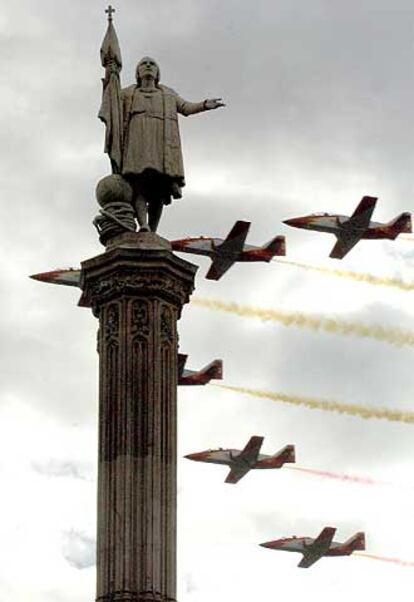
left=193, top=297, right=414, bottom=348
left=214, top=384, right=414, bottom=424
left=276, top=258, right=414, bottom=292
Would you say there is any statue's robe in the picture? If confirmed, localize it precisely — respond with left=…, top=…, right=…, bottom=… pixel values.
left=120, top=84, right=205, bottom=202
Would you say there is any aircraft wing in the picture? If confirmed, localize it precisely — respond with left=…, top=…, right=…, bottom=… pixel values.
left=298, top=554, right=323, bottom=569
left=238, top=435, right=264, bottom=461
left=170, top=237, right=214, bottom=256
left=348, top=196, right=377, bottom=229
left=225, top=464, right=252, bottom=484
left=206, top=221, right=250, bottom=280
left=224, top=436, right=264, bottom=484
left=298, top=527, right=336, bottom=568
left=329, top=233, right=362, bottom=259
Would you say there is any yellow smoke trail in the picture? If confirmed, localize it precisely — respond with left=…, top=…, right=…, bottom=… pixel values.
left=276, top=258, right=414, bottom=292
left=355, top=552, right=414, bottom=568
left=193, top=297, right=414, bottom=348
left=214, top=384, right=414, bottom=424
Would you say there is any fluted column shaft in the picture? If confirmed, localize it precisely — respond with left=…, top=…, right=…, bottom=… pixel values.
left=81, top=233, right=197, bottom=602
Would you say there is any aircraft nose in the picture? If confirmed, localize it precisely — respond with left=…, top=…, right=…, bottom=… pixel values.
left=283, top=217, right=306, bottom=228
left=184, top=451, right=206, bottom=461
left=259, top=540, right=277, bottom=549
left=259, top=539, right=284, bottom=549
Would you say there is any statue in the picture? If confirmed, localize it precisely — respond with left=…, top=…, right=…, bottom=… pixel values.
left=95, top=6, right=225, bottom=243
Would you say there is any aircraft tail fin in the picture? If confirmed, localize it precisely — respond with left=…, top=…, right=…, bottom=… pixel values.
left=178, top=355, right=223, bottom=385
left=203, top=359, right=223, bottom=381
left=262, top=235, right=286, bottom=257
left=273, top=444, right=295, bottom=464
left=344, top=532, right=365, bottom=552
left=177, top=353, right=188, bottom=378
left=387, top=212, right=412, bottom=238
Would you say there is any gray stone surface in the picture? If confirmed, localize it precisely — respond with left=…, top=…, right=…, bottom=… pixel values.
left=105, top=231, right=172, bottom=252
left=81, top=245, right=197, bottom=602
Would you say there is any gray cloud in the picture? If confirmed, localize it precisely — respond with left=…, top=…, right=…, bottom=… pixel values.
left=61, top=529, right=95, bottom=569
left=2, top=0, right=414, bottom=600
left=31, top=459, right=92, bottom=480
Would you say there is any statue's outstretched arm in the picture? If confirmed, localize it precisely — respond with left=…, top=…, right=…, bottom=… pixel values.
left=176, top=95, right=225, bottom=116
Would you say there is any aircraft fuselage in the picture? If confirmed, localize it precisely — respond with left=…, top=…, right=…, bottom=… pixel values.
left=171, top=238, right=276, bottom=262
left=185, top=448, right=292, bottom=469
left=286, top=214, right=407, bottom=239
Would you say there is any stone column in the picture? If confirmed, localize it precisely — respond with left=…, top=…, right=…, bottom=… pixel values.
left=80, top=232, right=197, bottom=602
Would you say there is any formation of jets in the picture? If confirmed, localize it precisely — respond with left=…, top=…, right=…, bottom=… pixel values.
left=184, top=436, right=365, bottom=567
left=185, top=435, right=295, bottom=484
left=32, top=194, right=404, bottom=571
left=31, top=196, right=411, bottom=286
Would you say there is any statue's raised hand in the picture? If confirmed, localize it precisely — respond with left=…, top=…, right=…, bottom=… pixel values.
left=204, top=98, right=226, bottom=110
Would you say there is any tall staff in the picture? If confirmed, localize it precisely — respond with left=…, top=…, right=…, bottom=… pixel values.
left=99, top=5, right=123, bottom=174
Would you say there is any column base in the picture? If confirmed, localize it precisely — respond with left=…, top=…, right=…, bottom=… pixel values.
left=96, top=592, right=177, bottom=602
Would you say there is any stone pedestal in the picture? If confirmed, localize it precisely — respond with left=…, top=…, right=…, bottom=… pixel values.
left=80, top=232, right=197, bottom=602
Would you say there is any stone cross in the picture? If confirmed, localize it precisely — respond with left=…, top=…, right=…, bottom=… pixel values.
left=105, top=4, right=115, bottom=22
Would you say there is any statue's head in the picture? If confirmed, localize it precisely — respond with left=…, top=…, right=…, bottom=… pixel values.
left=136, top=56, right=160, bottom=86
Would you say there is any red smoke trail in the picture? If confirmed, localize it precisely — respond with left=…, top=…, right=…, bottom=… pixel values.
left=287, top=465, right=382, bottom=486
left=355, top=552, right=414, bottom=568
left=287, top=465, right=414, bottom=491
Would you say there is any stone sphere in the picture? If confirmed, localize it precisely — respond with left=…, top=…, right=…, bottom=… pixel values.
left=95, top=175, right=134, bottom=208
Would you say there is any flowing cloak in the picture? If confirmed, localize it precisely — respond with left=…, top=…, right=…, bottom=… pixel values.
left=120, top=84, right=205, bottom=200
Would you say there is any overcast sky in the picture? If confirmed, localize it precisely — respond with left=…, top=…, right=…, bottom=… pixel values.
left=2, top=0, right=414, bottom=600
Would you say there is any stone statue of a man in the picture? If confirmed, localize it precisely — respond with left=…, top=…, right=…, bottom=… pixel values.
left=97, top=17, right=224, bottom=238
left=121, top=56, right=224, bottom=231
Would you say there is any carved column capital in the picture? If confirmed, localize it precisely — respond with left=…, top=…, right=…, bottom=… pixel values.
left=79, top=232, right=197, bottom=314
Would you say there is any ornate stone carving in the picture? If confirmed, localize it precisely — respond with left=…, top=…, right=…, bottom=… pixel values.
left=105, top=302, right=120, bottom=346
left=131, top=299, right=150, bottom=339
left=86, top=271, right=192, bottom=309
left=160, top=304, right=174, bottom=344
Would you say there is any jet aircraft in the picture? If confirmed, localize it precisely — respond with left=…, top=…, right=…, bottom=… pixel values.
left=284, top=195, right=411, bottom=259
left=178, top=354, right=223, bottom=385
left=260, top=527, right=365, bottom=568
left=171, top=221, right=286, bottom=280
left=184, top=436, right=295, bottom=484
